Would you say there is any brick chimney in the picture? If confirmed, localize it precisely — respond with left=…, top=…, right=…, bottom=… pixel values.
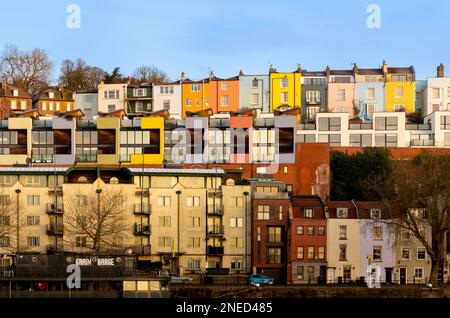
left=180, top=72, right=186, bottom=81
left=325, top=66, right=330, bottom=77
left=437, top=63, right=445, bottom=78
left=382, top=60, right=388, bottom=76
left=239, top=70, right=244, bottom=76
left=353, top=63, right=359, bottom=75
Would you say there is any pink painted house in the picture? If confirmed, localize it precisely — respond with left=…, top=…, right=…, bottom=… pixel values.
left=326, top=67, right=356, bottom=117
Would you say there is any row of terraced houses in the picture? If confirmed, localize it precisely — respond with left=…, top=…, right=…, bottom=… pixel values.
left=0, top=61, right=449, bottom=286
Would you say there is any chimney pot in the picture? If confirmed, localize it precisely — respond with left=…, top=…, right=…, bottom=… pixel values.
left=437, top=63, right=445, bottom=78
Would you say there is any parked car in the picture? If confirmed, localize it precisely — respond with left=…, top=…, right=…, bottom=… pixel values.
left=169, top=273, right=193, bottom=283
left=248, top=274, right=274, bottom=286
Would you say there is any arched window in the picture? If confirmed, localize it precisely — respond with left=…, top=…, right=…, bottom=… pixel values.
left=110, top=177, right=119, bottom=184
left=77, top=176, right=88, bottom=183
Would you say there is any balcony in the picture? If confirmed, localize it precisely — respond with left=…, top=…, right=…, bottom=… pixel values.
left=349, top=123, right=373, bottom=130
left=254, top=118, right=275, bottom=127
left=207, top=246, right=224, bottom=255
left=305, top=99, right=320, bottom=106
left=298, top=123, right=316, bottom=130
left=209, top=118, right=230, bottom=128
left=46, top=203, right=64, bottom=214
left=405, top=124, right=432, bottom=131
left=47, top=244, right=64, bottom=254
left=32, top=154, right=53, bottom=163
left=47, top=223, right=64, bottom=235
left=134, top=203, right=151, bottom=215
left=253, top=192, right=290, bottom=200
left=135, top=188, right=149, bottom=196
left=125, top=245, right=151, bottom=255
left=76, top=154, right=97, bottom=163
left=207, top=225, right=224, bottom=237
left=48, top=186, right=63, bottom=195
left=411, top=139, right=434, bottom=147
left=134, top=224, right=151, bottom=235
left=77, top=120, right=96, bottom=128
left=207, top=204, right=224, bottom=215
left=165, top=119, right=185, bottom=129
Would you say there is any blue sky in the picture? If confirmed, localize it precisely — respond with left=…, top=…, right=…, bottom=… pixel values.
left=0, top=0, right=449, bottom=82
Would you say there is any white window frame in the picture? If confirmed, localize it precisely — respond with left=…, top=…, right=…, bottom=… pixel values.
left=366, top=87, right=375, bottom=99
left=280, top=78, right=288, bottom=88
left=395, top=86, right=403, bottom=98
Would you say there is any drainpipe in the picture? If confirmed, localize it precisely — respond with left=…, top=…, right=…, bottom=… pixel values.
left=351, top=199, right=360, bottom=218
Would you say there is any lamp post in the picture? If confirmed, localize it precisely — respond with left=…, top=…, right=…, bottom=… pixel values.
left=95, top=188, right=102, bottom=252
left=175, top=190, right=182, bottom=274
left=14, top=189, right=21, bottom=253
left=243, top=191, right=249, bottom=274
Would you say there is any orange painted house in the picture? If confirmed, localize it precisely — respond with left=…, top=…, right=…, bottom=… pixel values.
left=181, top=74, right=210, bottom=117
left=209, top=75, right=239, bottom=113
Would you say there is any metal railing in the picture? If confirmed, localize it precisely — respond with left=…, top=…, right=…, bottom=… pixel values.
left=207, top=204, right=224, bottom=215
left=134, top=224, right=151, bottom=235
left=405, top=123, right=432, bottom=130
left=134, top=203, right=151, bottom=215
left=46, top=203, right=64, bottom=214
left=207, top=246, right=224, bottom=255
left=411, top=139, right=434, bottom=146
left=298, top=123, right=317, bottom=130
left=47, top=223, right=64, bottom=235
left=349, top=123, right=373, bottom=130
left=207, top=225, right=224, bottom=236
left=76, top=154, right=97, bottom=162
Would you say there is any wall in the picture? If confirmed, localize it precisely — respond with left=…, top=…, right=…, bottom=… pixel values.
left=152, top=83, right=182, bottom=117
left=239, top=75, right=270, bottom=113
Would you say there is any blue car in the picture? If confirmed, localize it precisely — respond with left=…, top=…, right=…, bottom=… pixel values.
left=248, top=274, right=274, bottom=286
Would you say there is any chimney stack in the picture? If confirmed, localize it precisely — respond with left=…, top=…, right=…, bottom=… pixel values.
left=437, top=63, right=445, bottom=78
left=382, top=60, right=388, bottom=75
left=353, top=63, right=359, bottom=74
left=180, top=72, right=186, bottom=81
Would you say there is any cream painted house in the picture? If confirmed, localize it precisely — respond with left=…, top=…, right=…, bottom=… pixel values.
left=97, top=81, right=128, bottom=113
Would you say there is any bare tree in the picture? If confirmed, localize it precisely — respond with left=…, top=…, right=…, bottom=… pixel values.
left=133, top=65, right=169, bottom=83
left=58, top=58, right=106, bottom=90
left=367, top=152, right=450, bottom=284
left=0, top=189, right=18, bottom=253
left=0, top=44, right=53, bottom=96
left=64, top=189, right=129, bottom=253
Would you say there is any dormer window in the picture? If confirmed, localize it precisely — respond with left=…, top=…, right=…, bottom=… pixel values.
left=303, top=208, right=314, bottom=218
left=337, top=208, right=348, bottom=218
left=13, top=89, right=18, bottom=97
left=370, top=209, right=381, bottom=220
left=49, top=92, right=54, bottom=99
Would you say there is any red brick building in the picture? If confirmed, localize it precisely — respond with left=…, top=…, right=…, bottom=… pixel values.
left=288, top=196, right=327, bottom=284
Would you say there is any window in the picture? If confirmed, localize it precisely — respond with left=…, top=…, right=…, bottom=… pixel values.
left=49, top=103, right=54, bottom=111
left=13, top=89, right=18, bottom=97
left=440, top=116, right=450, bottom=130
left=306, top=106, right=320, bottom=120
left=230, top=197, right=244, bottom=208
left=339, top=225, right=347, bottom=240
left=349, top=134, right=372, bottom=147
left=337, top=89, right=346, bottom=101
left=21, top=100, right=28, bottom=109
left=375, top=117, right=398, bottom=130
left=307, top=246, right=314, bottom=260
left=195, top=99, right=199, bottom=106
left=395, top=86, right=403, bottom=98
left=432, top=88, right=440, bottom=99
left=417, top=247, right=426, bottom=260
left=76, top=236, right=87, bottom=247
left=297, top=246, right=304, bottom=259
left=257, top=205, right=270, bottom=220
left=134, top=88, right=146, bottom=97
left=49, top=92, right=54, bottom=99
left=318, top=226, right=325, bottom=236
left=187, top=217, right=200, bottom=228
left=42, top=102, right=47, bottom=110
left=371, top=226, right=382, bottom=241
left=307, top=226, right=314, bottom=235
left=337, top=208, right=348, bottom=218
left=104, top=90, right=119, bottom=99
left=108, top=104, right=115, bottom=112
left=186, top=99, right=192, bottom=107
left=163, top=100, right=170, bottom=110
left=303, top=208, right=313, bottom=218
left=186, top=196, right=200, bottom=207
left=268, top=227, right=282, bottom=242
left=158, top=216, right=171, bottom=227
left=221, top=95, right=229, bottom=107
left=10, top=100, right=17, bottom=109
left=392, top=75, right=407, bottom=82
left=230, top=237, right=244, bottom=248
left=0, top=236, right=10, bottom=247
left=280, top=78, right=288, bottom=88
left=393, top=104, right=404, bottom=112
left=401, top=248, right=410, bottom=260
left=447, top=87, right=450, bottom=98
left=27, top=236, right=40, bottom=247
left=185, top=259, right=200, bottom=270
left=27, top=195, right=40, bottom=206
left=373, top=246, right=382, bottom=262
left=294, top=266, right=304, bottom=282
left=283, top=166, right=288, bottom=174
left=366, top=103, right=377, bottom=115
left=135, top=101, right=144, bottom=112
left=400, top=229, right=410, bottom=241
left=158, top=237, right=172, bottom=247
left=281, top=92, right=288, bottom=103
left=157, top=196, right=171, bottom=207
left=375, top=133, right=397, bottom=147
left=366, top=88, right=375, bottom=99
left=230, top=260, right=243, bottom=270
left=414, top=268, right=424, bottom=279
left=306, top=91, right=320, bottom=103
left=267, top=248, right=281, bottom=264
left=230, top=217, right=243, bottom=228
left=318, top=246, right=325, bottom=260
left=251, top=93, right=259, bottom=105
left=191, top=84, right=201, bottom=92
left=251, top=79, right=259, bottom=89
left=221, top=82, right=228, bottom=90
left=339, top=244, right=347, bottom=261
left=370, top=209, right=381, bottom=219
left=318, top=117, right=341, bottom=131
left=257, top=226, right=261, bottom=241
left=188, top=237, right=201, bottom=247
left=27, top=216, right=40, bottom=226
left=297, top=226, right=304, bottom=235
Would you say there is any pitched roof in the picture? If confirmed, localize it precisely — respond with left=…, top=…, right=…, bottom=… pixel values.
left=36, top=87, right=74, bottom=101
left=292, top=196, right=324, bottom=208
left=327, top=201, right=358, bottom=218
left=358, top=68, right=383, bottom=75
left=0, top=82, right=31, bottom=99
left=329, top=70, right=354, bottom=76
left=301, top=70, right=326, bottom=77
left=388, top=67, right=414, bottom=74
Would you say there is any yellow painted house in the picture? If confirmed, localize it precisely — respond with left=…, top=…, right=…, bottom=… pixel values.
left=384, top=63, right=416, bottom=113
left=269, top=66, right=302, bottom=113
left=127, top=117, right=165, bottom=165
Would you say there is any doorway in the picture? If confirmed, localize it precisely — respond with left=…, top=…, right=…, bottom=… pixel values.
left=385, top=268, right=392, bottom=283
left=399, top=268, right=407, bottom=284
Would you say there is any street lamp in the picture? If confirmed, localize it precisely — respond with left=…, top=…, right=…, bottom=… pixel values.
left=95, top=188, right=102, bottom=252
left=243, top=191, right=249, bottom=274
left=175, top=190, right=182, bottom=274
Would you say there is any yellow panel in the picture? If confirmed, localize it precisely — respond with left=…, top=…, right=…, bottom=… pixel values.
left=269, top=72, right=301, bottom=112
